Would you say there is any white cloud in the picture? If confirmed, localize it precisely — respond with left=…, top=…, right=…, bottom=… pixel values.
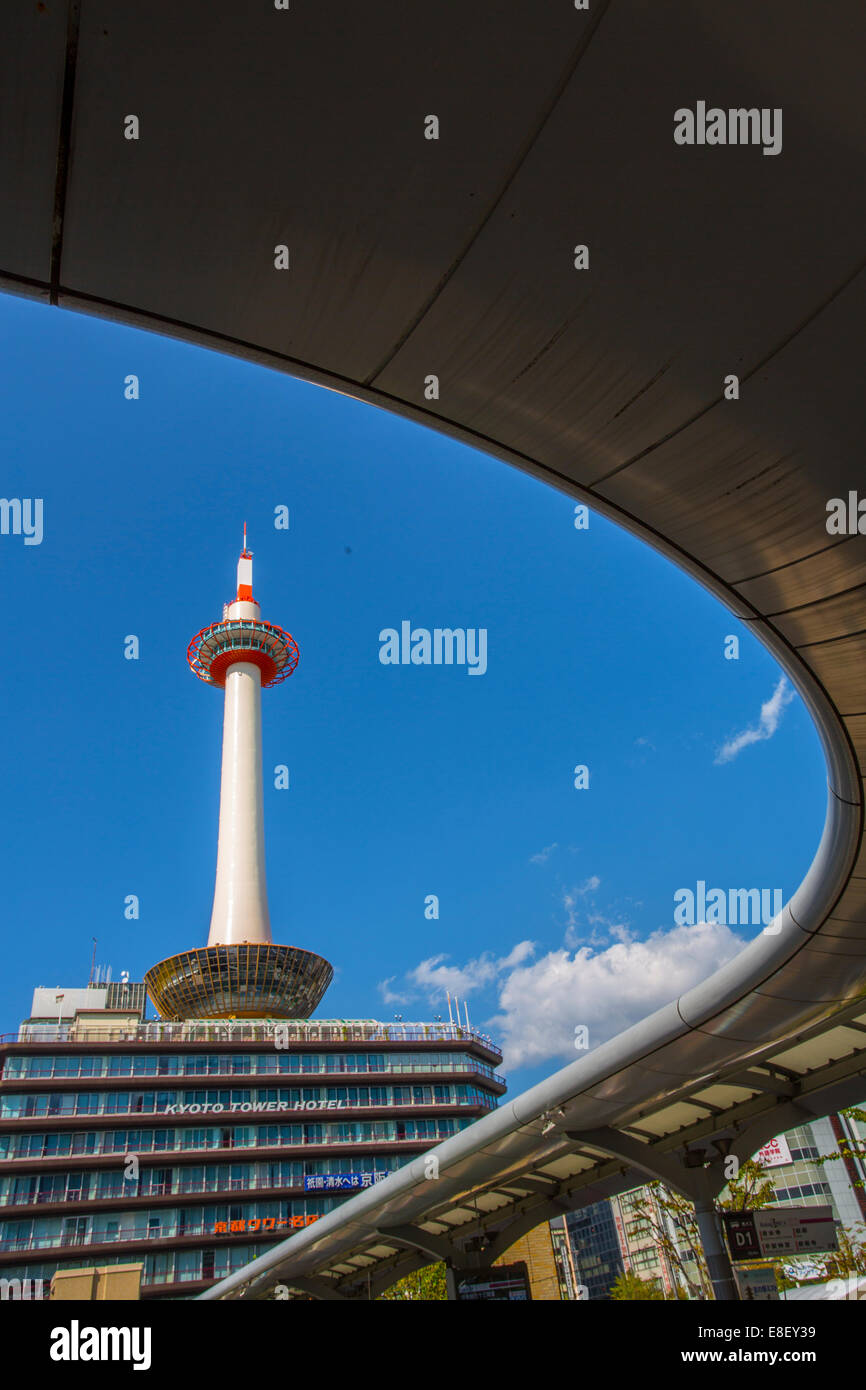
left=377, top=976, right=411, bottom=1006
left=391, top=915, right=746, bottom=1073
left=530, top=843, right=558, bottom=865
left=489, top=919, right=744, bottom=1070
left=408, top=942, right=536, bottom=1000
left=561, top=876, right=608, bottom=947
left=715, top=676, right=795, bottom=765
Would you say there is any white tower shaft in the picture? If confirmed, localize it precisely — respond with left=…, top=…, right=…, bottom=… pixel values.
left=207, top=659, right=272, bottom=946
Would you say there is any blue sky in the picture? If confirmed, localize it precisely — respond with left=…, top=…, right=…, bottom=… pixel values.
left=0, top=291, right=827, bottom=1094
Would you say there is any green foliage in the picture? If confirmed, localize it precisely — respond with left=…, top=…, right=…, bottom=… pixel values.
left=624, top=1161, right=775, bottom=1301
left=717, top=1159, right=777, bottom=1212
left=629, top=1183, right=713, bottom=1300
left=610, top=1270, right=665, bottom=1300
left=813, top=1108, right=866, bottom=1189
left=822, top=1225, right=866, bottom=1280
left=379, top=1262, right=447, bottom=1300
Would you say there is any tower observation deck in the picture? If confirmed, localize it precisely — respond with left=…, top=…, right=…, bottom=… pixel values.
left=145, top=534, right=332, bottom=1020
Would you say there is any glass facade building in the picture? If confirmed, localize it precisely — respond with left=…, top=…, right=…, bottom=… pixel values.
left=0, top=997, right=505, bottom=1297
left=564, top=1200, right=625, bottom=1300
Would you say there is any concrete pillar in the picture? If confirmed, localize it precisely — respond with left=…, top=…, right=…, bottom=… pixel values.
left=694, top=1199, right=738, bottom=1300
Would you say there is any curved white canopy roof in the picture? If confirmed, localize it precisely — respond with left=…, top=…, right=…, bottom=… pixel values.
left=2, top=0, right=864, bottom=1297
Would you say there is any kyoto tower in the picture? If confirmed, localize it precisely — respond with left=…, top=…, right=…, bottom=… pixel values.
left=145, top=531, right=333, bottom=1020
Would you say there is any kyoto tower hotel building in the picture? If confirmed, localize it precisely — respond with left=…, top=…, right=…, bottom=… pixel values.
left=0, top=540, right=504, bottom=1297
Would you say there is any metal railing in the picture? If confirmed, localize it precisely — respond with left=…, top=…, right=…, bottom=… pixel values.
left=1, top=1124, right=470, bottom=1163
left=1, top=1170, right=401, bottom=1207
left=3, top=1020, right=501, bottom=1057
left=0, top=1221, right=281, bottom=1254
left=1, top=1058, right=505, bottom=1084
left=0, top=1091, right=498, bottom=1123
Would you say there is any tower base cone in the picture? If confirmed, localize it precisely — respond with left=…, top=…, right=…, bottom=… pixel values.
left=144, top=944, right=333, bottom=1021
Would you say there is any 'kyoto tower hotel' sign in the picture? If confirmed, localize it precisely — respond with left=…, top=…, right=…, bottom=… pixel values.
left=145, top=532, right=333, bottom=1020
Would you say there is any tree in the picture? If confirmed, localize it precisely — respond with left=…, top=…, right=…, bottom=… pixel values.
left=716, top=1159, right=777, bottom=1213
left=814, top=1107, right=866, bottom=1189
left=628, top=1184, right=712, bottom=1300
left=379, top=1262, right=447, bottom=1300
left=626, top=1162, right=775, bottom=1301
left=822, top=1225, right=866, bottom=1281
left=610, top=1270, right=664, bottom=1300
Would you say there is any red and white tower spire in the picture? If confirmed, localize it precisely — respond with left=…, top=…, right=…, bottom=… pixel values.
left=145, top=533, right=332, bottom=1021
left=207, top=529, right=272, bottom=946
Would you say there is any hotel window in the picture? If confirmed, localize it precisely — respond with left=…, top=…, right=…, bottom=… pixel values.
left=12, top=1177, right=37, bottom=1203
left=61, top=1217, right=88, bottom=1247
left=152, top=1168, right=172, bottom=1196
left=149, top=1252, right=171, bottom=1283
left=36, top=1175, right=61, bottom=1203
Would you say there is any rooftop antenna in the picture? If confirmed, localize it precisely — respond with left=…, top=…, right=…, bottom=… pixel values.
left=88, top=937, right=97, bottom=986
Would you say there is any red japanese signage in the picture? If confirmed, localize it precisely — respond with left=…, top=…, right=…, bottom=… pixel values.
left=213, top=1213, right=320, bottom=1235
